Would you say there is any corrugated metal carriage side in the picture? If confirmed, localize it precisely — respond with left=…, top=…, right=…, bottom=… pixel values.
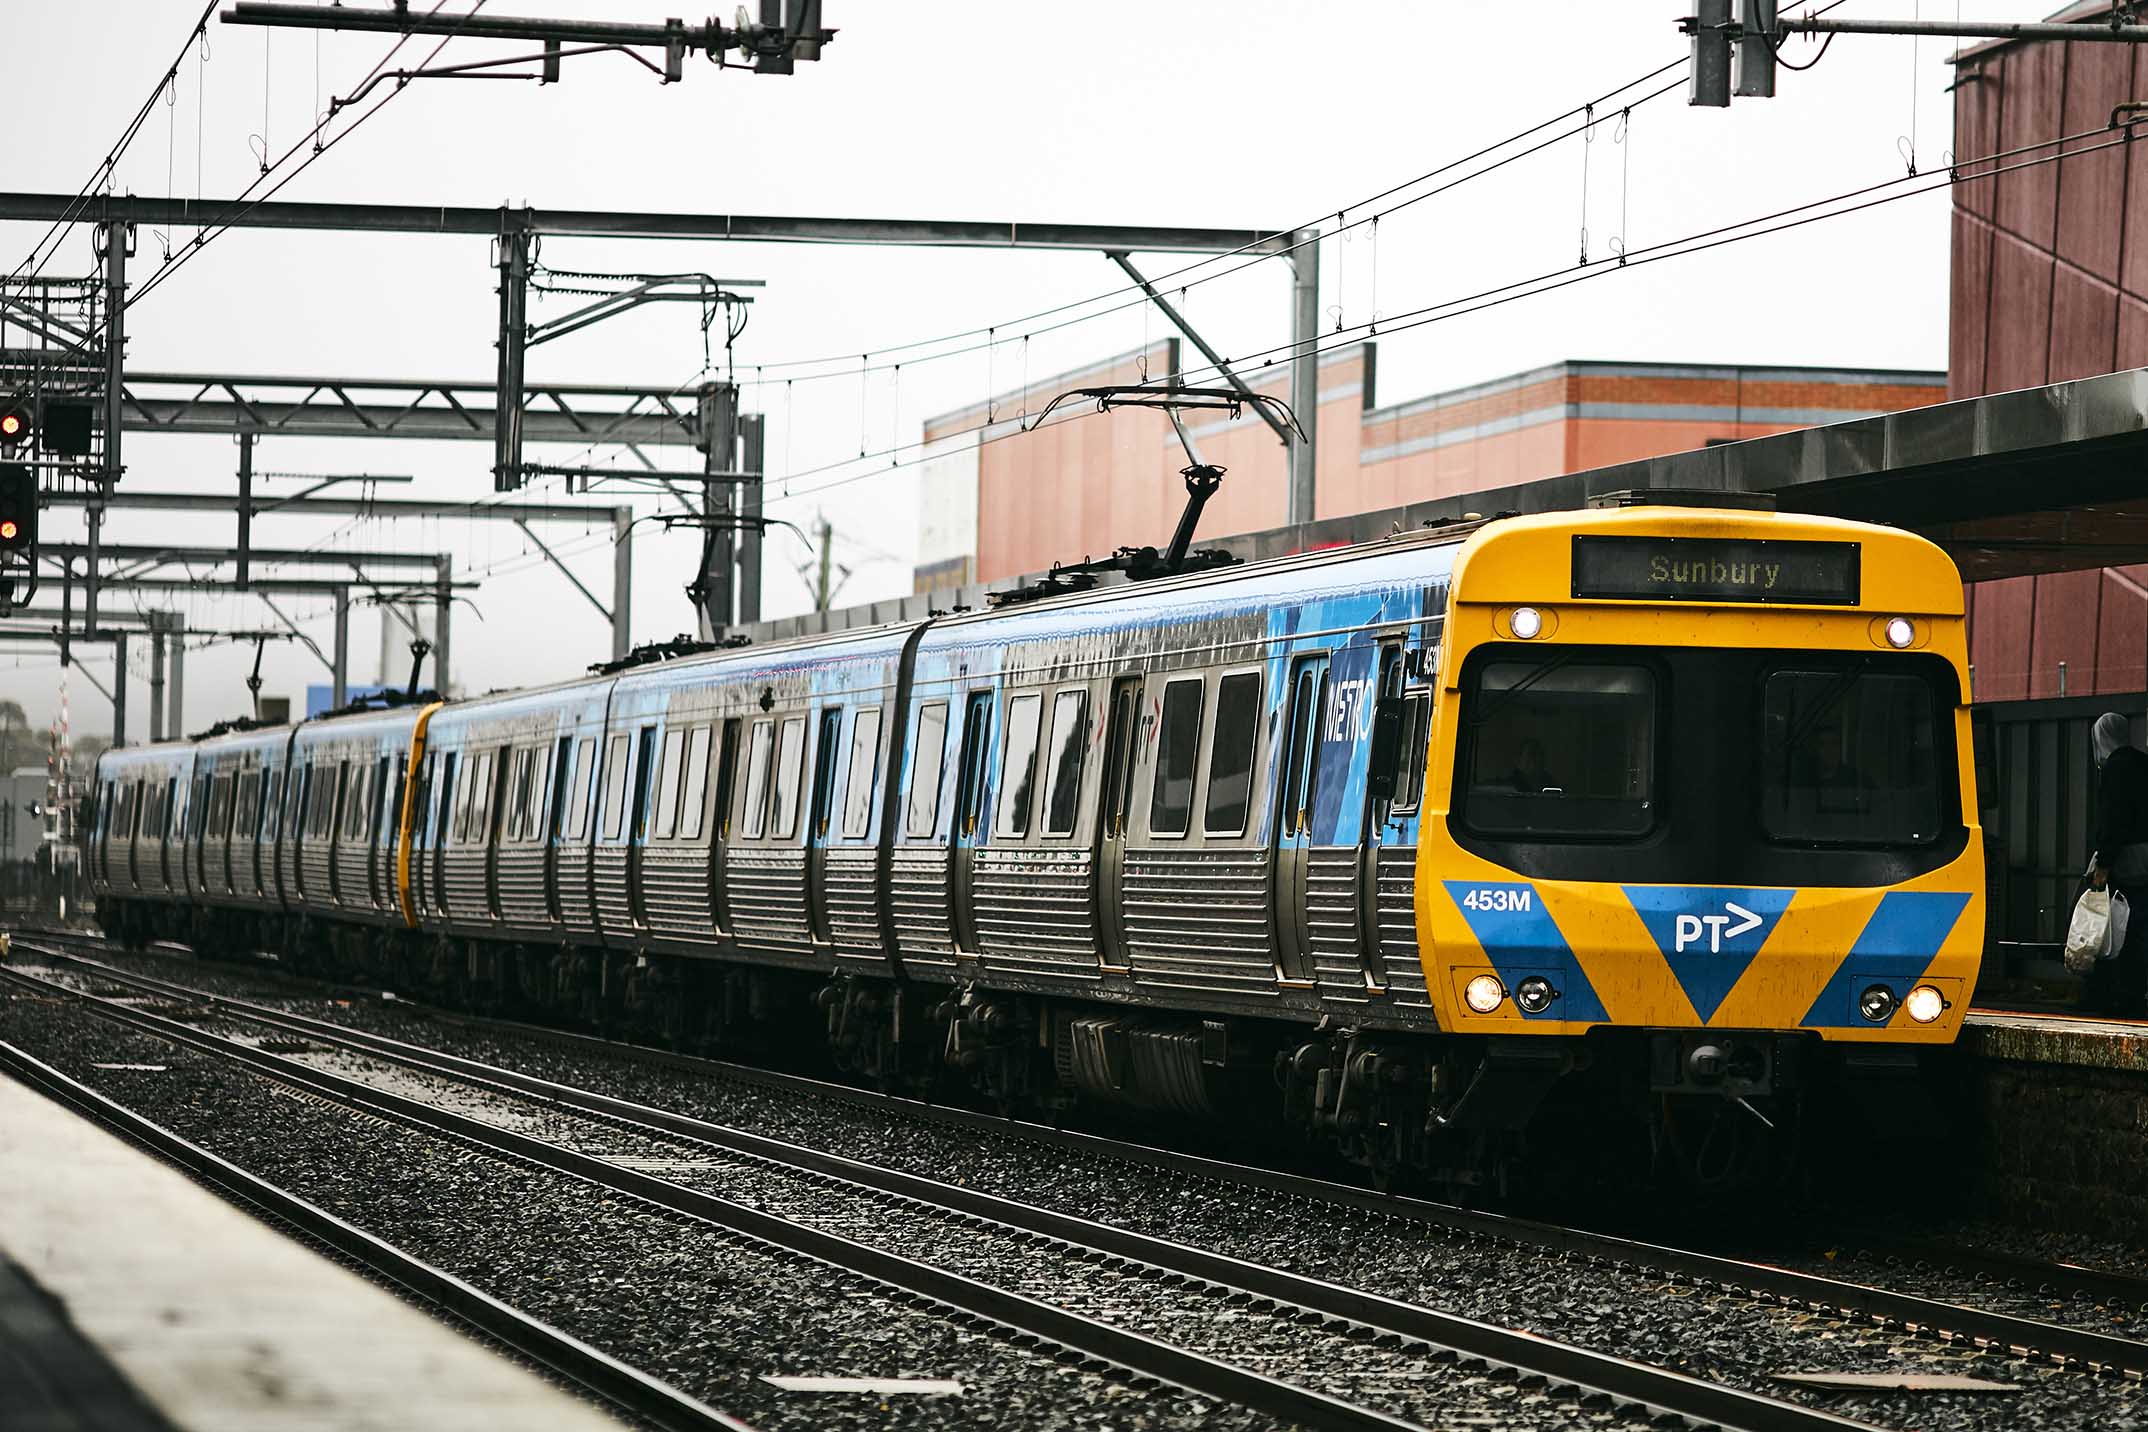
left=894, top=534, right=1451, bottom=1029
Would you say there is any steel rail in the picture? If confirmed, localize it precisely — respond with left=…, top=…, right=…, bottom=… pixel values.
left=1824, top=1231, right=2148, bottom=1317
left=8, top=941, right=1882, bottom=1432
left=0, top=961, right=1440, bottom=1432
left=29, top=929, right=2148, bottom=1373
left=0, top=1035, right=759, bottom=1432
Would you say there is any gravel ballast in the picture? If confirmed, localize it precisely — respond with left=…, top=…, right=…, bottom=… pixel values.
left=33, top=940, right=2148, bottom=1432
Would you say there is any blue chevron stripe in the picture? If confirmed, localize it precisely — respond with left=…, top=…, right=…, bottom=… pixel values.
left=1799, top=890, right=1973, bottom=1028
left=1443, top=881, right=1609, bottom=1022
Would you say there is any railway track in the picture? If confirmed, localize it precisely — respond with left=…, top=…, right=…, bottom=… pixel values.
left=17, top=929, right=2148, bottom=1372
left=0, top=1033, right=758, bottom=1432
left=0, top=936, right=1884, bottom=1432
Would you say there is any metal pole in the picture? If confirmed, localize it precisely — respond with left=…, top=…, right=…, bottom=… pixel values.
left=147, top=617, right=166, bottom=744
left=110, top=632, right=127, bottom=748
left=492, top=212, right=531, bottom=491
left=1288, top=227, right=1321, bottom=529
left=698, top=383, right=738, bottom=637
left=92, top=219, right=128, bottom=634
left=611, top=507, right=633, bottom=661
left=1787, top=15, right=2148, bottom=41
left=167, top=625, right=185, bottom=739
left=739, top=414, right=765, bottom=624
left=331, top=588, right=349, bottom=707
left=434, top=557, right=452, bottom=697
left=236, top=430, right=254, bottom=589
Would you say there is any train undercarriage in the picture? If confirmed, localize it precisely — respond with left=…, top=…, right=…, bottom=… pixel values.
left=96, top=896, right=1950, bottom=1201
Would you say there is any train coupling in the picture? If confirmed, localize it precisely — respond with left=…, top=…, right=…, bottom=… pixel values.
left=1647, top=1029, right=1804, bottom=1098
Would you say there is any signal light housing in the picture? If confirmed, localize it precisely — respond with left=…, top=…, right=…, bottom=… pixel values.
left=0, top=405, right=27, bottom=447
left=41, top=398, right=93, bottom=458
left=0, top=464, right=35, bottom=553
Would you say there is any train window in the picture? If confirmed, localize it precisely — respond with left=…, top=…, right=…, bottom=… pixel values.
left=842, top=709, right=881, bottom=839
left=1150, top=678, right=1204, bottom=837
left=601, top=735, right=632, bottom=839
left=1460, top=660, right=1657, bottom=839
left=653, top=728, right=686, bottom=839
left=995, top=694, right=1044, bottom=839
left=630, top=727, right=659, bottom=840
left=566, top=737, right=596, bottom=839
left=680, top=726, right=713, bottom=840
left=477, top=751, right=501, bottom=842
left=905, top=703, right=949, bottom=838
left=506, top=749, right=531, bottom=840
left=1759, top=667, right=1942, bottom=847
left=547, top=737, right=574, bottom=840
left=772, top=717, right=808, bottom=840
left=1041, top=690, right=1088, bottom=838
left=1203, top=672, right=1262, bottom=836
left=741, top=721, right=774, bottom=839
left=711, top=721, right=741, bottom=842
left=1389, top=693, right=1432, bottom=813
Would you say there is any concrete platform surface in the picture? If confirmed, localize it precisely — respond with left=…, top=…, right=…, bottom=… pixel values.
left=0, top=1074, right=628, bottom=1432
left=1965, top=1008, right=2148, bottom=1072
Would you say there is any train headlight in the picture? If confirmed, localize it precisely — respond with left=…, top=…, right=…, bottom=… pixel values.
left=1884, top=616, right=1915, bottom=649
left=1904, top=984, right=1948, bottom=1024
left=1464, top=974, right=1507, bottom=1014
left=1514, top=976, right=1556, bottom=1013
left=1509, top=606, right=1544, bottom=640
left=1858, top=983, right=1898, bottom=1024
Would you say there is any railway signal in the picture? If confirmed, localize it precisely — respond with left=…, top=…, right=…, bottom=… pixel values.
left=0, top=402, right=28, bottom=448
left=0, top=464, right=36, bottom=552
left=41, top=398, right=94, bottom=458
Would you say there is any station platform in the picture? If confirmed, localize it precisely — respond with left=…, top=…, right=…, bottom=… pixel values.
left=1965, top=1006, right=2148, bottom=1072
left=0, top=1073, right=627, bottom=1432
left=1959, top=1006, right=2148, bottom=1239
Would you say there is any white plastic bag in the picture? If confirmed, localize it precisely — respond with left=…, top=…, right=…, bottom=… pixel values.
left=2065, top=886, right=2130, bottom=974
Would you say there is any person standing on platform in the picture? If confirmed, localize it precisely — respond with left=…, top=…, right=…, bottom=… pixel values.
left=2085, top=712, right=2148, bottom=1018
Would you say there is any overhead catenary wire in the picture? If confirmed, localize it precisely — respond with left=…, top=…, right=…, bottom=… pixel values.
left=752, top=111, right=2141, bottom=505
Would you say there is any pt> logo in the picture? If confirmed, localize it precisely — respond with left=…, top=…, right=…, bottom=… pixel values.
left=1674, top=903, right=1763, bottom=954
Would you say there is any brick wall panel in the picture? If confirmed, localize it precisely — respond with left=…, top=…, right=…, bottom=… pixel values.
left=1955, top=56, right=2003, bottom=222
left=2128, top=48, right=2148, bottom=303
left=1950, top=212, right=1993, bottom=400
left=2048, top=262, right=2119, bottom=383
left=2029, top=570, right=2102, bottom=699
left=1995, top=43, right=2065, bottom=252
left=2095, top=566, right=2148, bottom=695
left=1986, top=233, right=2055, bottom=393
left=1972, top=576, right=2035, bottom=702
left=2121, top=293, right=2148, bottom=372
left=2055, top=41, right=2132, bottom=287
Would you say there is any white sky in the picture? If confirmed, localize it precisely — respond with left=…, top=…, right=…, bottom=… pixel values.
left=2, top=1, right=2032, bottom=739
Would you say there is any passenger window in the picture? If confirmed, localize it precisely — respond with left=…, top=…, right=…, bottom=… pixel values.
left=905, top=702, right=949, bottom=838
left=1203, top=672, right=1261, bottom=836
left=471, top=752, right=497, bottom=841
left=680, top=726, right=713, bottom=840
left=711, top=721, right=741, bottom=840
left=601, top=734, right=631, bottom=839
left=772, top=717, right=807, bottom=839
left=993, top=694, right=1044, bottom=838
left=508, top=749, right=532, bottom=840
left=741, top=721, right=774, bottom=838
left=1390, top=692, right=1432, bottom=813
left=1041, top=689, right=1088, bottom=838
left=1150, top=678, right=1204, bottom=837
left=653, top=728, right=686, bottom=839
left=548, top=737, right=574, bottom=839
left=567, top=737, right=596, bottom=839
left=842, top=709, right=882, bottom=839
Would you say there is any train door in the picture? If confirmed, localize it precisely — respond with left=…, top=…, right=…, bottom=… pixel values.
left=1348, top=639, right=1412, bottom=989
left=369, top=753, right=394, bottom=910
left=805, top=707, right=843, bottom=943
left=707, top=719, right=740, bottom=935
left=432, top=751, right=457, bottom=914
left=1094, top=676, right=1143, bottom=970
left=1272, top=654, right=1329, bottom=984
left=544, top=735, right=573, bottom=923
left=948, top=691, right=994, bottom=956
left=625, top=726, right=657, bottom=926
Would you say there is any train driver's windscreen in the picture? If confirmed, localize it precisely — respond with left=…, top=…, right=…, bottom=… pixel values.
left=1759, top=666, right=1941, bottom=846
left=1461, top=660, right=1655, bottom=838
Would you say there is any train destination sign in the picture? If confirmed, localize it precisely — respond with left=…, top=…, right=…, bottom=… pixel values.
left=1570, top=536, right=1861, bottom=605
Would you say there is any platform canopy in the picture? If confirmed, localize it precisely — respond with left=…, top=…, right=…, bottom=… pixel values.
left=1314, top=366, right=2148, bottom=585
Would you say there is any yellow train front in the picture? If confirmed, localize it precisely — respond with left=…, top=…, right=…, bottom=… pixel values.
left=1414, top=498, right=1983, bottom=1185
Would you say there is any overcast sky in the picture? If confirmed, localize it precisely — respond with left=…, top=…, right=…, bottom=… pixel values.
left=2, top=1, right=2031, bottom=742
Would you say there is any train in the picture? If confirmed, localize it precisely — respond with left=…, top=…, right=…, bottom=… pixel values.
left=84, top=494, right=1985, bottom=1190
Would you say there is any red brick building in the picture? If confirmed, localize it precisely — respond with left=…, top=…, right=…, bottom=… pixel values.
left=916, top=342, right=1941, bottom=588
left=1952, top=4, right=2148, bottom=699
